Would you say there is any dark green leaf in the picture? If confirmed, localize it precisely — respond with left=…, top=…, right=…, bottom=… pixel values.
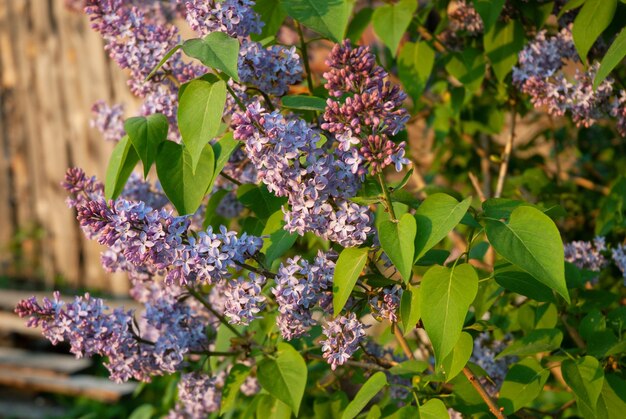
left=400, top=285, right=421, bottom=335
left=486, top=206, right=569, bottom=302
left=341, top=372, right=387, bottom=419
left=472, top=0, right=506, bottom=32
left=281, top=95, right=327, bottom=111
left=597, top=374, right=626, bottom=418
left=105, top=135, right=139, bottom=200
left=333, top=247, right=369, bottom=314
left=257, top=342, right=307, bottom=415
left=182, top=32, right=240, bottom=80
left=484, top=19, right=525, bottom=81
left=210, top=132, right=239, bottom=190
left=220, top=364, right=252, bottom=415
left=440, top=332, right=473, bottom=382
left=496, top=329, right=563, bottom=358
left=562, top=356, right=604, bottom=419
left=372, top=0, right=417, bottom=55
left=558, top=0, right=586, bottom=18
left=494, top=262, right=555, bottom=302
left=398, top=41, right=435, bottom=103
left=499, top=357, right=550, bottom=414
left=594, top=27, right=626, bottom=88
left=253, top=0, right=287, bottom=40
left=346, top=7, right=373, bottom=43
left=379, top=213, right=416, bottom=283
left=261, top=211, right=298, bottom=265
left=572, top=0, right=617, bottom=61
left=237, top=184, right=287, bottom=219
left=155, top=142, right=214, bottom=215
left=283, top=0, right=350, bottom=42
left=124, top=114, right=168, bottom=178
left=203, top=189, right=229, bottom=230
left=420, top=264, right=479, bottom=363
left=445, top=47, right=486, bottom=92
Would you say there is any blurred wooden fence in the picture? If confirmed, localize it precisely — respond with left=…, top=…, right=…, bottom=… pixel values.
left=0, top=0, right=136, bottom=294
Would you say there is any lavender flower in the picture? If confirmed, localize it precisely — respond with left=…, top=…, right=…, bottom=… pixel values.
left=564, top=237, right=609, bottom=272
left=448, top=0, right=484, bottom=35
left=470, top=332, right=516, bottom=397
left=611, top=243, right=626, bottom=285
left=90, top=100, right=125, bottom=142
left=369, top=285, right=402, bottom=323
left=180, top=0, right=262, bottom=38
left=167, top=372, right=224, bottom=418
left=321, top=313, right=366, bottom=370
left=224, top=273, right=267, bottom=325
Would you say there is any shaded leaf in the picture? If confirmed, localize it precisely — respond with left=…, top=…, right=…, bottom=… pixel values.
left=124, top=114, right=168, bottom=178
left=562, top=356, right=604, bottom=419
left=498, top=357, right=550, bottom=414
left=341, top=372, right=387, bottom=419
left=496, top=329, right=563, bottom=358
left=105, top=135, right=139, bottom=200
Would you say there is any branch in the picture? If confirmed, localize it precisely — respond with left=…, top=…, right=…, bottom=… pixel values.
left=186, top=286, right=243, bottom=338
left=494, top=106, right=517, bottom=198
left=462, top=367, right=507, bottom=419
left=306, top=353, right=391, bottom=372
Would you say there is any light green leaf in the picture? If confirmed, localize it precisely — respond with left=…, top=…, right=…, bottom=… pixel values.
left=372, top=0, right=417, bottom=55
left=597, top=374, right=626, bottom=418
left=257, top=342, right=307, bottom=415
left=483, top=19, right=525, bottom=81
left=237, top=184, right=287, bottom=219
left=341, top=372, right=387, bottom=419
left=283, top=0, right=350, bottom=42
left=155, top=142, right=214, bottom=215
left=281, top=95, right=327, bottom=111
left=256, top=394, right=292, bottom=419
left=572, top=0, right=617, bottom=62
left=398, top=41, right=435, bottom=103
left=440, top=332, right=473, bottom=382
left=445, top=47, right=485, bottom=92
left=346, top=7, right=374, bottom=43
left=594, top=27, right=626, bottom=88
left=261, top=211, right=298, bottom=265
left=472, top=0, right=506, bottom=32
left=498, top=357, right=550, bottom=414
left=333, top=247, right=369, bottom=314
left=128, top=404, right=155, bottom=419
left=178, top=79, right=226, bottom=173
left=419, top=398, right=449, bottom=419
left=414, top=194, right=471, bottom=262
left=420, top=264, right=478, bottom=363
left=379, top=213, right=416, bottom=283
left=182, top=32, right=240, bottom=80
left=400, top=285, right=421, bottom=335
left=220, top=364, right=252, bottom=415
left=496, top=329, right=563, bottom=358
left=124, top=114, right=168, bottom=178
left=209, top=132, right=239, bottom=190
left=105, top=135, right=139, bottom=200
left=562, top=356, right=605, bottom=419
left=486, top=206, right=569, bottom=302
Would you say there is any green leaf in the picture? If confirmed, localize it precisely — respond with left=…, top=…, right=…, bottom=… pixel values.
left=558, top=0, right=586, bottom=18
left=210, top=132, right=239, bottom=190
left=485, top=206, right=569, bottom=302
left=572, top=0, right=617, bottom=62
left=372, top=0, right=417, bottom=56
left=237, top=184, right=287, bottom=219
left=498, top=357, right=550, bottom=414
left=420, top=264, right=479, bottom=363
left=400, top=285, right=421, bottom=335
left=562, top=356, right=605, bottom=419
left=346, top=7, right=373, bottom=43
left=261, top=211, right=298, bottom=265
left=482, top=198, right=530, bottom=219
left=178, top=79, right=226, bottom=173
left=398, top=41, right=435, bottom=103
left=155, top=142, right=214, bottom=215
left=333, top=247, right=369, bottom=314
left=419, top=398, right=449, bottom=419
left=256, top=394, right=292, bottom=419
left=414, top=194, right=471, bottom=262
left=439, top=332, right=473, bottom=382
left=283, top=0, right=350, bottom=42
left=496, top=329, right=563, bottom=358
left=483, top=19, right=525, bottom=81
left=105, top=135, right=139, bottom=200
left=385, top=406, right=418, bottom=419
left=445, top=47, right=486, bottom=92
left=128, top=404, right=155, bottom=419
left=597, top=374, right=626, bottom=418
left=124, top=114, right=168, bottom=178
left=182, top=32, right=240, bottom=81
left=145, top=44, right=182, bottom=81
left=220, top=364, right=252, bottom=415
left=257, top=342, right=307, bottom=415
left=594, top=27, right=626, bottom=88
left=472, top=0, right=506, bottom=33
left=281, top=95, right=327, bottom=111
left=494, top=262, right=555, bottom=302
left=388, top=359, right=429, bottom=375
left=379, top=213, right=416, bottom=283
left=341, top=372, right=387, bottom=419
left=203, top=189, right=229, bottom=229
left=253, top=0, right=287, bottom=40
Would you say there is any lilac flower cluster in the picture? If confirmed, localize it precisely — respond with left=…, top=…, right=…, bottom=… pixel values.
left=223, top=273, right=267, bottom=325
left=15, top=287, right=208, bottom=383
left=448, top=0, right=484, bottom=35
left=167, top=372, right=224, bottom=418
left=179, top=0, right=262, bottom=38
left=232, top=104, right=373, bottom=247
left=564, top=236, right=609, bottom=272
left=369, top=285, right=402, bottom=323
left=513, top=26, right=626, bottom=135
left=321, top=313, right=367, bottom=370
left=272, top=252, right=335, bottom=340
left=611, top=243, right=626, bottom=285
left=90, top=100, right=126, bottom=142
left=63, top=168, right=263, bottom=285
left=322, top=41, right=410, bottom=174
left=238, top=40, right=303, bottom=96
left=470, top=332, right=515, bottom=397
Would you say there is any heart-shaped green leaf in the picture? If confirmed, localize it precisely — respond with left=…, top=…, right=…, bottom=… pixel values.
left=283, top=0, right=350, bottom=43
left=372, top=0, right=417, bottom=56
left=562, top=356, right=605, bottom=419
left=124, top=114, right=168, bottom=178
left=105, top=135, right=139, bottom=200
left=182, top=32, right=240, bottom=81
left=379, top=213, right=416, bottom=283
left=499, top=357, right=550, bottom=414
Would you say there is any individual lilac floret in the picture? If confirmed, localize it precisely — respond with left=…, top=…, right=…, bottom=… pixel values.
left=90, top=100, right=125, bottom=142
left=564, top=237, right=608, bottom=272
left=167, top=372, right=224, bottom=418
left=179, top=0, right=262, bottom=38
left=611, top=243, right=626, bottom=285
left=321, top=313, right=367, bottom=370
left=470, top=332, right=516, bottom=397
left=238, top=40, right=303, bottom=96
left=224, top=273, right=267, bottom=325
left=369, top=285, right=402, bottom=323
left=272, top=252, right=335, bottom=340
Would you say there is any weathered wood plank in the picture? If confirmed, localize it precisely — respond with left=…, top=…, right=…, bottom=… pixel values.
left=0, top=347, right=90, bottom=375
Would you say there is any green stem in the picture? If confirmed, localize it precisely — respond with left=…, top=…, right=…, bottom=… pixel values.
left=377, top=171, right=397, bottom=221
left=225, top=82, right=246, bottom=111
left=296, top=21, right=315, bottom=94
left=186, top=286, right=244, bottom=338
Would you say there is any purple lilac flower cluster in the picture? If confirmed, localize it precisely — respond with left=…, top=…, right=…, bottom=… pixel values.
left=321, top=313, right=367, bottom=370
left=15, top=287, right=208, bottom=383
left=611, top=243, right=626, bottom=285
left=322, top=41, right=410, bottom=175
left=167, top=372, right=224, bottom=418
left=272, top=252, right=335, bottom=340
left=90, top=100, right=126, bottom=142
left=238, top=40, right=303, bottom=96
left=564, top=236, right=609, bottom=272
left=470, top=332, right=515, bottom=397
left=364, top=341, right=410, bottom=401
left=179, top=0, right=262, bottom=38
left=448, top=0, right=484, bottom=35
left=369, top=285, right=402, bottom=323
left=513, top=26, right=626, bottom=135
left=223, top=272, right=267, bottom=325
left=232, top=103, right=373, bottom=247
left=63, top=168, right=263, bottom=285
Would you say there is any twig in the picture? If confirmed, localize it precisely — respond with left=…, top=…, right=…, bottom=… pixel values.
left=561, top=314, right=586, bottom=350
left=469, top=172, right=487, bottom=202
left=306, top=353, right=391, bottom=372
left=235, top=261, right=276, bottom=279
left=295, top=21, right=314, bottom=94
left=494, top=105, right=517, bottom=198
left=378, top=172, right=397, bottom=221
left=186, top=286, right=243, bottom=338
left=219, top=171, right=242, bottom=186
left=393, top=323, right=415, bottom=360
left=462, top=367, right=507, bottom=419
